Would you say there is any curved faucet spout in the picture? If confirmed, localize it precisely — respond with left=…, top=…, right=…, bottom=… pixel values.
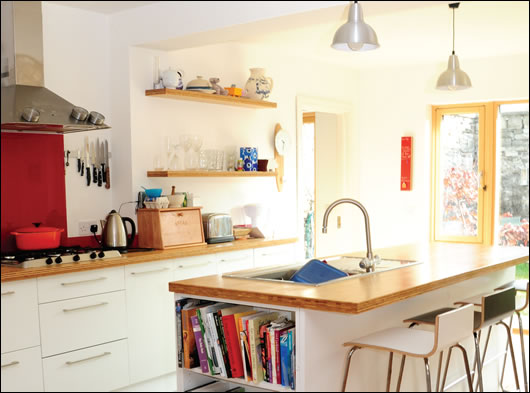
left=321, top=198, right=375, bottom=272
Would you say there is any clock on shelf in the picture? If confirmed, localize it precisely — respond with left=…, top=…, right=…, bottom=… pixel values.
left=274, top=123, right=288, bottom=192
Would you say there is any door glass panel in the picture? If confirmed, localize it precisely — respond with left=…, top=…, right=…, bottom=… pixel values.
left=496, top=103, right=529, bottom=247
left=438, top=113, right=480, bottom=237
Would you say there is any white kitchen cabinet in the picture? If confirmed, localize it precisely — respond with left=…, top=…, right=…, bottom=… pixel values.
left=1, top=346, right=44, bottom=392
left=1, top=279, right=40, bottom=354
left=253, top=244, right=296, bottom=268
left=39, top=290, right=127, bottom=357
left=173, top=254, right=217, bottom=280
left=216, top=249, right=254, bottom=274
left=42, top=339, right=129, bottom=392
left=37, top=266, right=125, bottom=304
left=125, top=260, right=175, bottom=385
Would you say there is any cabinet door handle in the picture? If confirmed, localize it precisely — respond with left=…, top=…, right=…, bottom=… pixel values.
left=61, top=277, right=106, bottom=286
left=63, top=302, right=108, bottom=313
left=1, top=291, right=15, bottom=296
left=177, top=261, right=213, bottom=269
left=130, top=267, right=169, bottom=275
left=1, top=361, right=20, bottom=368
left=65, top=351, right=111, bottom=365
left=220, top=257, right=249, bottom=263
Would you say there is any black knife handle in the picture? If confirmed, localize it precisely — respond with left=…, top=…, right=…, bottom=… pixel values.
left=101, top=164, right=106, bottom=183
left=81, top=161, right=84, bottom=176
left=93, top=166, right=97, bottom=183
left=77, top=158, right=81, bottom=172
left=86, top=166, right=91, bottom=186
left=98, top=169, right=102, bottom=187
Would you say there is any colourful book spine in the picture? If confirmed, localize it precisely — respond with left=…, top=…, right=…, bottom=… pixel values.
left=195, top=309, right=215, bottom=375
left=191, top=315, right=209, bottom=373
left=222, top=315, right=244, bottom=378
left=270, top=326, right=277, bottom=384
left=266, top=327, right=273, bottom=384
left=288, top=328, right=295, bottom=389
left=280, top=331, right=290, bottom=387
left=182, top=308, right=199, bottom=369
left=214, top=311, right=231, bottom=378
left=259, top=324, right=269, bottom=382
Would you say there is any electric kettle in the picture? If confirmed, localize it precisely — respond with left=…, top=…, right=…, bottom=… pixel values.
left=100, top=210, right=136, bottom=250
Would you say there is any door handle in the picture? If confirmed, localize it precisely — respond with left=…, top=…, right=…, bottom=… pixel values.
left=63, top=302, right=108, bottom=313
left=65, top=352, right=111, bottom=365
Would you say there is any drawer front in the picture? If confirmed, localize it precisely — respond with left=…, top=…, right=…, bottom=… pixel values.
left=1, top=346, right=44, bottom=392
left=173, top=255, right=217, bottom=281
left=216, top=249, right=254, bottom=274
left=39, top=291, right=127, bottom=357
left=254, top=244, right=295, bottom=268
left=1, top=279, right=40, bottom=354
left=37, top=267, right=125, bottom=304
left=42, top=339, right=129, bottom=392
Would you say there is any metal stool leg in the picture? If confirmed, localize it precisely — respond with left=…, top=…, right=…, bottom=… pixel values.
left=424, top=358, right=432, bottom=392
left=474, top=331, right=484, bottom=392
left=396, top=355, right=406, bottom=392
left=440, top=346, right=454, bottom=391
left=454, top=344, right=473, bottom=392
left=386, top=352, right=393, bottom=392
left=474, top=326, right=492, bottom=392
left=498, top=320, right=521, bottom=392
left=499, top=314, right=514, bottom=391
left=517, top=311, right=528, bottom=393
left=436, top=351, right=444, bottom=392
left=342, top=346, right=359, bottom=392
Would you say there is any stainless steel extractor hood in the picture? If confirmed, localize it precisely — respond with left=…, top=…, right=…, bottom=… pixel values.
left=1, top=1, right=110, bottom=133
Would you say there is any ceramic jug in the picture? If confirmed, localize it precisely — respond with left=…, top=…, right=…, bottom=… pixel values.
left=162, top=67, right=184, bottom=89
left=244, top=68, right=273, bottom=100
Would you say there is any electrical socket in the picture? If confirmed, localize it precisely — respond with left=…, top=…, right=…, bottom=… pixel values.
left=79, top=220, right=98, bottom=236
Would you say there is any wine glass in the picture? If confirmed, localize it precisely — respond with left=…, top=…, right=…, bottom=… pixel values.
left=190, top=135, right=203, bottom=170
left=180, top=134, right=193, bottom=169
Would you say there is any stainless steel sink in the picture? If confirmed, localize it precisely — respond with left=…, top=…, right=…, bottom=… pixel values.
left=222, top=256, right=422, bottom=287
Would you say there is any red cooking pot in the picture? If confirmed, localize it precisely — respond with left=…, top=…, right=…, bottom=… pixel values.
left=11, top=223, right=64, bottom=250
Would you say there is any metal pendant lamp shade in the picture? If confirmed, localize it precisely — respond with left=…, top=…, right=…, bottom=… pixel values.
left=436, top=3, right=472, bottom=90
left=331, top=1, right=379, bottom=51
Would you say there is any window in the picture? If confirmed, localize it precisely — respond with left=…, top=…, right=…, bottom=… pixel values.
left=431, top=100, right=528, bottom=246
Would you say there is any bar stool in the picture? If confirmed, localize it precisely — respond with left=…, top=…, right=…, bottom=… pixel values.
left=403, top=286, right=517, bottom=392
left=496, top=280, right=529, bottom=392
left=341, top=304, right=474, bottom=392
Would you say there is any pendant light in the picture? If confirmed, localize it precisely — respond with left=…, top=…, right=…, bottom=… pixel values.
left=331, top=1, right=379, bottom=51
left=436, top=3, right=472, bottom=90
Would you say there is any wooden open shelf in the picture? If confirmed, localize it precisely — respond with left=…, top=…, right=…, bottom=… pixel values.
left=147, top=170, right=276, bottom=178
left=145, top=88, right=277, bottom=109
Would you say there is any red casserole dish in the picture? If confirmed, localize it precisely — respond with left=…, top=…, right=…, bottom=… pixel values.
left=11, top=223, right=64, bottom=250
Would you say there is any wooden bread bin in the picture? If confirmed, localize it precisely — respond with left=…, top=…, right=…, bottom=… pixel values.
left=137, top=207, right=206, bottom=249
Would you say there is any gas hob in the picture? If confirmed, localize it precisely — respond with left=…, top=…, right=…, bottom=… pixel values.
left=1, top=246, right=122, bottom=269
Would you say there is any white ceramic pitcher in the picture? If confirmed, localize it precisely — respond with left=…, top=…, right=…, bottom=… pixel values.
left=244, top=68, right=273, bottom=100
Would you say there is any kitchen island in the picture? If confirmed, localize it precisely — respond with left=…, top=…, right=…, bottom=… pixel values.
left=169, top=243, right=528, bottom=392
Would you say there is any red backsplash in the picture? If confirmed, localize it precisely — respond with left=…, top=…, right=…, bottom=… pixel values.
left=1, top=133, right=68, bottom=252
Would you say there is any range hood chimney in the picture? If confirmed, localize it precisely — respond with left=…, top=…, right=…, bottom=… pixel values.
left=1, top=1, right=110, bottom=133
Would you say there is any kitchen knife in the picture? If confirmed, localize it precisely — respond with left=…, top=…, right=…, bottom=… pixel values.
left=76, top=149, right=81, bottom=173
left=96, top=138, right=102, bottom=187
left=91, top=142, right=97, bottom=183
left=85, top=138, right=91, bottom=186
left=101, top=140, right=106, bottom=183
left=104, top=140, right=110, bottom=189
left=80, top=148, right=85, bottom=176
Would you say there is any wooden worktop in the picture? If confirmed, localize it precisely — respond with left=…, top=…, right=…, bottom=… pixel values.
left=0, top=238, right=297, bottom=282
left=168, top=243, right=529, bottom=314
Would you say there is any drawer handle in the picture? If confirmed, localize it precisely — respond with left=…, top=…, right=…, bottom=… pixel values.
left=1, top=291, right=15, bottom=296
left=63, top=302, right=108, bottom=313
left=177, top=261, right=213, bottom=269
left=1, top=361, right=20, bottom=368
left=65, top=351, right=111, bottom=366
left=61, top=277, right=107, bottom=286
left=130, top=267, right=169, bottom=275
left=220, top=257, right=249, bottom=263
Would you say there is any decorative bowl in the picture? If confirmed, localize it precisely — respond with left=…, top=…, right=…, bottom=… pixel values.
left=186, top=76, right=211, bottom=89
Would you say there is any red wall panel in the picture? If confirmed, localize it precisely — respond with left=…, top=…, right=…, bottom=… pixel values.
left=1, top=133, right=68, bottom=252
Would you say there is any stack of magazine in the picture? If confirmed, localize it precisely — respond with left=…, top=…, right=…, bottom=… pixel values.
left=176, top=299, right=295, bottom=389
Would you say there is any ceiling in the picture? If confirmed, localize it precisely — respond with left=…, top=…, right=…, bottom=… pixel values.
left=48, top=1, right=529, bottom=69
left=46, top=1, right=160, bottom=14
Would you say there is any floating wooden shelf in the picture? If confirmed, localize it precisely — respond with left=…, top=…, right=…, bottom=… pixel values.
left=145, top=88, right=277, bottom=109
left=147, top=170, right=276, bottom=178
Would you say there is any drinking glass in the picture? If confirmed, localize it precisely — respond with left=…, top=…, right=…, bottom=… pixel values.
left=180, top=134, right=193, bottom=170
left=215, top=150, right=225, bottom=171
left=190, top=135, right=203, bottom=170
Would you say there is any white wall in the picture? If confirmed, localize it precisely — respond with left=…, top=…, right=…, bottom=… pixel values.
left=353, top=53, right=529, bottom=249
left=42, top=3, right=113, bottom=237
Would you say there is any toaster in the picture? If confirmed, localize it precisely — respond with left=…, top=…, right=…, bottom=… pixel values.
left=202, top=213, right=235, bottom=244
